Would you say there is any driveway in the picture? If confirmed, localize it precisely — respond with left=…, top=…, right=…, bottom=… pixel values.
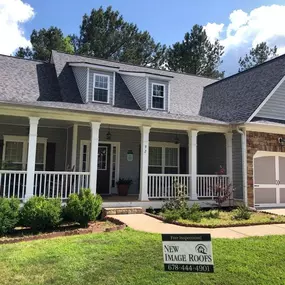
left=109, top=214, right=285, bottom=239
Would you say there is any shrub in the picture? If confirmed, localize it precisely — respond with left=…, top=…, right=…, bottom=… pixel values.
left=232, top=204, right=251, bottom=220
left=203, top=209, right=220, bottom=219
left=0, top=198, right=20, bottom=235
left=20, top=197, right=62, bottom=231
left=163, top=209, right=181, bottom=222
left=65, top=189, right=102, bottom=227
left=188, top=203, right=202, bottom=222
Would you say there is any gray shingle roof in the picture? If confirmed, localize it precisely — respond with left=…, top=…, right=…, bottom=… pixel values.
left=199, top=54, right=285, bottom=123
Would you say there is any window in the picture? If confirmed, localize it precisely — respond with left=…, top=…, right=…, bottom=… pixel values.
left=3, top=136, right=47, bottom=170
left=98, top=146, right=108, bottom=170
left=148, top=143, right=179, bottom=174
left=151, top=83, right=165, bottom=110
left=93, top=74, right=109, bottom=103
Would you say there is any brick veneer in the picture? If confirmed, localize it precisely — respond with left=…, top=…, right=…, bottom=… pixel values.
left=247, top=131, right=284, bottom=206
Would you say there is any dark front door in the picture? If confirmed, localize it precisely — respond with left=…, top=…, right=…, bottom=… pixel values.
left=97, top=144, right=111, bottom=195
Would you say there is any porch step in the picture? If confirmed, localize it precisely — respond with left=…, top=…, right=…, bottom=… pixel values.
left=102, top=207, right=143, bottom=217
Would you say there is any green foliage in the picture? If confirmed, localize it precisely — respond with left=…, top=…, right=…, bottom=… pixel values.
left=75, top=6, right=166, bottom=67
left=166, top=24, right=224, bottom=78
left=116, top=178, right=133, bottom=186
left=0, top=198, right=20, bottom=235
left=15, top=26, right=74, bottom=61
left=65, top=189, right=102, bottom=227
left=238, top=42, right=278, bottom=72
left=147, top=206, right=155, bottom=214
left=163, top=209, right=181, bottom=222
left=203, top=209, right=220, bottom=219
left=20, top=197, right=62, bottom=231
left=232, top=204, right=252, bottom=220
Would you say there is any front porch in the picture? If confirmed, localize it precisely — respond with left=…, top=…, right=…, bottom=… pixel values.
left=0, top=115, right=233, bottom=207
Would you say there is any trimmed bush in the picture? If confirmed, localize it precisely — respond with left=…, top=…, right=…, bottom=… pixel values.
left=20, top=197, right=62, bottom=231
left=203, top=209, right=220, bottom=219
left=0, top=198, right=20, bottom=235
left=232, top=204, right=251, bottom=220
left=163, top=209, right=181, bottom=222
left=65, top=189, right=102, bottom=227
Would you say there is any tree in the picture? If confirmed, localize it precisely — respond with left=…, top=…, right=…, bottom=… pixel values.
left=238, top=42, right=278, bottom=72
left=74, top=6, right=166, bottom=67
left=166, top=25, right=224, bottom=78
left=15, top=27, right=74, bottom=61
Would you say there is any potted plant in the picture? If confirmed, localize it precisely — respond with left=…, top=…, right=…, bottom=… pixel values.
left=116, top=178, right=132, bottom=196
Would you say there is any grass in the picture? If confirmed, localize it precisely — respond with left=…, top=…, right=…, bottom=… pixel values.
left=0, top=229, right=285, bottom=285
left=176, top=211, right=285, bottom=227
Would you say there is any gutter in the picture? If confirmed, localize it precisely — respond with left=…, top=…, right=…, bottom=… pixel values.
left=236, top=126, right=248, bottom=206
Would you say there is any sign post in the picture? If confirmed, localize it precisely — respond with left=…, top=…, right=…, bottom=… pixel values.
left=162, top=233, right=214, bottom=273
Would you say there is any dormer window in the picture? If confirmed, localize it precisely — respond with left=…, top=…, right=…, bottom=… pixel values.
left=93, top=74, right=110, bottom=103
left=151, top=83, right=165, bottom=110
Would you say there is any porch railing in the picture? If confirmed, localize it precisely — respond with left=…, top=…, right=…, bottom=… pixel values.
left=197, top=175, right=230, bottom=199
left=34, top=171, right=90, bottom=199
left=148, top=174, right=191, bottom=199
left=0, top=170, right=27, bottom=199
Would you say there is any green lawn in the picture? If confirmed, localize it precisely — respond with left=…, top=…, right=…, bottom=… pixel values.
left=0, top=229, right=285, bottom=285
left=176, top=211, right=285, bottom=227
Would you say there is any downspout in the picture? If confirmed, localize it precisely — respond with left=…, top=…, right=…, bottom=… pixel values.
left=236, top=126, right=248, bottom=206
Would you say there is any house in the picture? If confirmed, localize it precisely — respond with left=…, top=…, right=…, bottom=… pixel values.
left=1, top=50, right=285, bottom=209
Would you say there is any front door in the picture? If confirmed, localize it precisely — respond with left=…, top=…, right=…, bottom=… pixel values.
left=97, top=144, right=111, bottom=195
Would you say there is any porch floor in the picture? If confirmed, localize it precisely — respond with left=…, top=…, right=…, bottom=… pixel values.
left=102, top=195, right=139, bottom=202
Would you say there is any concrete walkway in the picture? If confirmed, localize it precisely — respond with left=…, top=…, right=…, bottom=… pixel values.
left=109, top=214, right=285, bottom=239
left=260, top=208, right=285, bottom=216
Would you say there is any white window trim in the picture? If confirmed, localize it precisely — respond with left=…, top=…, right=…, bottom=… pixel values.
left=2, top=135, right=47, bottom=170
left=149, top=142, right=180, bottom=173
left=92, top=73, right=110, bottom=104
left=151, top=83, right=166, bottom=111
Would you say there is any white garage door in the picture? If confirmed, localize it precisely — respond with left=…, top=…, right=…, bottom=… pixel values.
left=254, top=152, right=285, bottom=207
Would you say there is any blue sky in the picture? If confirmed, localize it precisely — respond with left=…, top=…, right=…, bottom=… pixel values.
left=1, top=0, right=285, bottom=75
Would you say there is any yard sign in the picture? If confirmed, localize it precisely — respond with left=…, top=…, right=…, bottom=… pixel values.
left=162, top=233, right=214, bottom=273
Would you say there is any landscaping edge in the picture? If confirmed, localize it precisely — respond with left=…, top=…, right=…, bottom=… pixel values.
left=0, top=217, right=126, bottom=245
left=144, top=212, right=285, bottom=228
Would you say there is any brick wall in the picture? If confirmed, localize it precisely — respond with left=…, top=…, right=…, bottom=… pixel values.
left=247, top=131, right=284, bottom=206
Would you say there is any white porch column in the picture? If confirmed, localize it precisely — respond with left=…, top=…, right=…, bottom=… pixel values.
left=89, top=122, right=101, bottom=195
left=25, top=117, right=39, bottom=200
left=139, top=126, right=151, bottom=201
left=225, top=133, right=233, bottom=184
left=188, top=130, right=198, bottom=200
left=71, top=124, right=78, bottom=170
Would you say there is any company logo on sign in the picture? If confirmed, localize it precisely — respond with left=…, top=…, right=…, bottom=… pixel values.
left=195, top=244, right=207, bottom=255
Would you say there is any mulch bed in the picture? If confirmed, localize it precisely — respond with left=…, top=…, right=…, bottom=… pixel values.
left=145, top=212, right=285, bottom=228
left=0, top=217, right=126, bottom=245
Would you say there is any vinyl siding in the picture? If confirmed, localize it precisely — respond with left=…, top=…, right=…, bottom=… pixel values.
left=148, top=79, right=169, bottom=111
left=72, top=67, right=87, bottom=102
left=120, top=74, right=146, bottom=110
left=88, top=69, right=114, bottom=104
left=232, top=132, right=243, bottom=199
left=0, top=125, right=67, bottom=171
left=66, top=126, right=73, bottom=170
left=257, top=78, right=285, bottom=120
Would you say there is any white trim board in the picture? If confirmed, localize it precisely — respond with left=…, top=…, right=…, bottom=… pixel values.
left=246, top=75, right=285, bottom=123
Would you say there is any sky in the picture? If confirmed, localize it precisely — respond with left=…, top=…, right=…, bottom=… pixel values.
left=1, top=0, right=285, bottom=75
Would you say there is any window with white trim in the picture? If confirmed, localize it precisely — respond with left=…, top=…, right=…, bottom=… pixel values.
left=93, top=74, right=109, bottom=102
left=148, top=143, right=179, bottom=174
left=151, top=83, right=165, bottom=110
left=2, top=136, right=47, bottom=170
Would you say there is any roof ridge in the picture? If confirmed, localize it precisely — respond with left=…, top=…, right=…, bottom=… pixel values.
left=52, top=50, right=218, bottom=81
left=0, top=53, right=47, bottom=63
left=205, top=53, right=285, bottom=88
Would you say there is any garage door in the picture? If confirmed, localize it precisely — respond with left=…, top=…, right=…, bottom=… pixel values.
left=254, top=152, right=285, bottom=207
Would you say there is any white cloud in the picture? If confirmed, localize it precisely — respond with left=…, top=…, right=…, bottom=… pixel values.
left=0, top=0, right=34, bottom=55
left=204, top=4, right=285, bottom=74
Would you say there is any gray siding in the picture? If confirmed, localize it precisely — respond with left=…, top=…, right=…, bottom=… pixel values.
left=197, top=133, right=226, bottom=174
left=121, top=74, right=146, bottom=110
left=232, top=132, right=243, bottom=199
left=88, top=69, right=114, bottom=104
left=66, top=127, right=73, bottom=170
left=148, top=79, right=169, bottom=111
left=72, top=67, right=87, bottom=102
left=0, top=125, right=67, bottom=171
left=257, top=78, right=285, bottom=120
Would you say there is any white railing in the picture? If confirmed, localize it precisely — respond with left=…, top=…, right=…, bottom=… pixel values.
left=148, top=174, right=191, bottom=199
left=34, top=171, right=90, bottom=199
left=0, top=170, right=27, bottom=199
left=197, top=175, right=230, bottom=199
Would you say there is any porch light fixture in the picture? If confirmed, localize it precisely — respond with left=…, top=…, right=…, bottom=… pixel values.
left=278, top=137, right=285, bottom=146
left=106, top=126, right=112, bottom=140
